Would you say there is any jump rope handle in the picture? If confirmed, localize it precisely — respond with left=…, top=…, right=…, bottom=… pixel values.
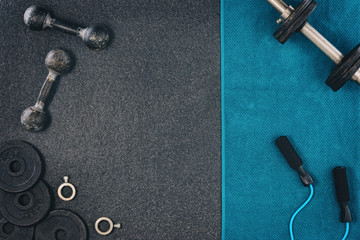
left=275, top=136, right=313, bottom=186
left=333, top=167, right=352, bottom=222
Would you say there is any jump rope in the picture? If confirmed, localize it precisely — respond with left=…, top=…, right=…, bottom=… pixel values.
left=275, top=136, right=352, bottom=240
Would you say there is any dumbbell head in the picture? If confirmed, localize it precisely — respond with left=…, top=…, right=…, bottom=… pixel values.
left=24, top=5, right=49, bottom=31
left=80, top=25, right=110, bottom=50
left=45, top=49, right=72, bottom=74
left=21, top=107, right=48, bottom=132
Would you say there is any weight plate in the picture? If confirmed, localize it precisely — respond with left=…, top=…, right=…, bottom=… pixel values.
left=326, top=44, right=360, bottom=91
left=0, top=213, right=34, bottom=240
left=0, top=180, right=51, bottom=226
left=0, top=140, right=42, bottom=192
left=35, top=210, right=87, bottom=240
left=274, top=0, right=317, bottom=44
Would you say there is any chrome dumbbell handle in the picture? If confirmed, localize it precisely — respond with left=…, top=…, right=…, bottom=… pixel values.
left=266, top=0, right=360, bottom=84
left=33, top=72, right=57, bottom=112
left=45, top=14, right=97, bottom=41
left=45, top=16, right=80, bottom=35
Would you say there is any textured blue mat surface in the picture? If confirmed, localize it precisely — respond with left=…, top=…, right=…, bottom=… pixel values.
left=222, top=0, right=360, bottom=239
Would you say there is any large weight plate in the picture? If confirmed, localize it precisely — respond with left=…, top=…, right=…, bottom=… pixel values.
left=274, top=0, right=317, bottom=44
left=0, top=140, right=42, bottom=192
left=0, top=213, right=34, bottom=240
left=326, top=44, right=360, bottom=91
left=0, top=180, right=51, bottom=226
left=35, top=210, right=87, bottom=240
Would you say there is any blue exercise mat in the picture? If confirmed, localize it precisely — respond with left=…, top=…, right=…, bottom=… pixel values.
left=222, top=0, right=360, bottom=239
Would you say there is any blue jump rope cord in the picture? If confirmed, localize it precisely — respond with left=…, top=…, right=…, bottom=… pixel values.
left=289, top=184, right=314, bottom=240
left=342, top=222, right=350, bottom=240
left=289, top=185, right=350, bottom=240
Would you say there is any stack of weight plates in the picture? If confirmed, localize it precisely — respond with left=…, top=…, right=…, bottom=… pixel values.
left=0, top=140, right=87, bottom=240
left=0, top=140, right=48, bottom=239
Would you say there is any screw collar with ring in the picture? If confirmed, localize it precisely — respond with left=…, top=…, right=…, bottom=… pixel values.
left=57, top=176, right=76, bottom=201
left=95, top=217, right=121, bottom=236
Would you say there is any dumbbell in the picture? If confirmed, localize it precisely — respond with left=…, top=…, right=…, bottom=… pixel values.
left=24, top=5, right=109, bottom=50
left=266, top=0, right=360, bottom=91
left=21, top=49, right=72, bottom=132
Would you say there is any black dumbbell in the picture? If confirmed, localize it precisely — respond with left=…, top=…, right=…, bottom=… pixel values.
left=21, top=49, right=72, bottom=132
left=24, top=5, right=110, bottom=50
left=266, top=0, right=360, bottom=91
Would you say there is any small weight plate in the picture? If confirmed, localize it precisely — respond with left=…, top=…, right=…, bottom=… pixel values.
left=0, top=213, right=34, bottom=240
left=0, top=180, right=51, bottom=226
left=0, top=140, right=42, bottom=192
left=326, top=44, right=360, bottom=91
left=274, top=0, right=317, bottom=44
left=35, top=210, right=87, bottom=240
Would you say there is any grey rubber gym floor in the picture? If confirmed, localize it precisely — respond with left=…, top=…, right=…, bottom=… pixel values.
left=0, top=0, right=221, bottom=239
